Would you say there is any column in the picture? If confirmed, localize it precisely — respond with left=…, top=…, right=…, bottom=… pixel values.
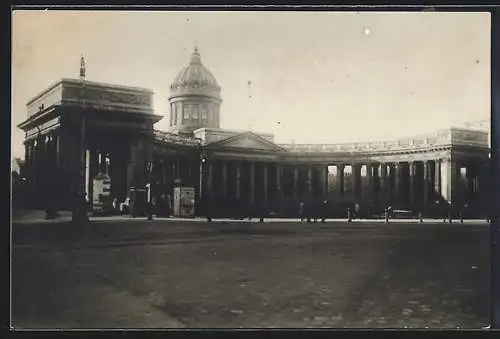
left=409, top=161, right=416, bottom=210
left=236, top=163, right=241, bottom=199
left=176, top=157, right=180, bottom=181
left=263, top=163, right=268, bottom=203
left=222, top=161, right=227, bottom=198
left=366, top=163, right=373, bottom=202
left=380, top=163, right=387, bottom=204
left=434, top=159, right=442, bottom=198
left=276, top=164, right=282, bottom=200
left=321, top=165, right=328, bottom=199
left=353, top=164, right=361, bottom=202
left=23, top=141, right=29, bottom=172
left=307, top=166, right=312, bottom=196
left=250, top=162, right=255, bottom=204
left=440, top=158, right=461, bottom=205
left=423, top=161, right=430, bottom=209
left=207, top=161, right=214, bottom=198
left=162, top=159, right=168, bottom=187
left=32, top=137, right=39, bottom=200
left=465, top=164, right=475, bottom=204
left=85, top=149, right=91, bottom=200
left=452, top=160, right=463, bottom=207
left=89, top=150, right=99, bottom=207
left=386, top=164, right=393, bottom=204
left=55, top=132, right=61, bottom=172
left=293, top=166, right=298, bottom=200
left=393, top=162, right=401, bottom=205
left=24, top=141, right=31, bottom=178
left=477, top=160, right=489, bottom=216
left=187, top=162, right=193, bottom=187
left=337, top=164, right=344, bottom=198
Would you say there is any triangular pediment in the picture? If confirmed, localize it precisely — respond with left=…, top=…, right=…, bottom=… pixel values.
left=207, top=132, right=286, bottom=152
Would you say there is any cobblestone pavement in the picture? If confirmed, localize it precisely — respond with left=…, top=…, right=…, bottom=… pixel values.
left=11, top=220, right=489, bottom=329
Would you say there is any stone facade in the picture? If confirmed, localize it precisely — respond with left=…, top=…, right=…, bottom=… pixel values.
left=16, top=51, right=491, bottom=219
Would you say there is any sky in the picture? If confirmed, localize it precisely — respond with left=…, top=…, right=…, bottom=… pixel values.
left=11, top=10, right=490, bottom=159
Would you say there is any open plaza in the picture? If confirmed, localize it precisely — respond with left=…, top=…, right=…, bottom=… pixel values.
left=12, top=216, right=489, bottom=329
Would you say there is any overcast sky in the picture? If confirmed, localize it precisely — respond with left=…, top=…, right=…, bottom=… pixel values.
left=11, top=10, right=490, bottom=159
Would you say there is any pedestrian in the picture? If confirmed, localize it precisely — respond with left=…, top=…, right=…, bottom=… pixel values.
left=299, top=201, right=305, bottom=222
left=321, top=200, right=328, bottom=223
left=313, top=199, right=319, bottom=223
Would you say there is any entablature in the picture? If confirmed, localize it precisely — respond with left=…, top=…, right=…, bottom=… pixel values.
left=26, top=78, right=155, bottom=120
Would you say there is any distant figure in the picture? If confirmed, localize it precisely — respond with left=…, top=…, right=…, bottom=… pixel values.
left=322, top=200, right=328, bottom=223
left=354, top=203, right=360, bottom=219
left=112, top=197, right=118, bottom=212
left=120, top=197, right=131, bottom=215
left=166, top=194, right=172, bottom=216
left=85, top=193, right=91, bottom=211
left=299, top=201, right=305, bottom=222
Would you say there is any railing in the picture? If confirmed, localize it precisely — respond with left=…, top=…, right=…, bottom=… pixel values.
left=153, top=130, right=201, bottom=147
left=278, top=128, right=489, bottom=153
left=153, top=127, right=488, bottom=152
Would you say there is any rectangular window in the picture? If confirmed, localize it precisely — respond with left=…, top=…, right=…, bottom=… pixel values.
left=184, top=105, right=190, bottom=120
left=193, top=106, right=199, bottom=119
left=201, top=110, right=207, bottom=120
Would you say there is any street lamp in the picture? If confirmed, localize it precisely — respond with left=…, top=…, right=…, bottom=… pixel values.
left=199, top=148, right=212, bottom=222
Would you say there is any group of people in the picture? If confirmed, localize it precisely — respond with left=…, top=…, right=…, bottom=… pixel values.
left=298, top=199, right=331, bottom=222
left=107, top=193, right=173, bottom=217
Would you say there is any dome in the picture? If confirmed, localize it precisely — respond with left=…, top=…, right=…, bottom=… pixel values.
left=169, top=47, right=221, bottom=100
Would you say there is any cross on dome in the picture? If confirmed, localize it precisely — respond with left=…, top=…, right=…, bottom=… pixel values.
left=190, top=46, right=202, bottom=65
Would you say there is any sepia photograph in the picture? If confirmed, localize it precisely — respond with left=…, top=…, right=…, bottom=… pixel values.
left=11, top=9, right=492, bottom=329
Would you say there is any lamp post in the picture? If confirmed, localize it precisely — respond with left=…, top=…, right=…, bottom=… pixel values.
left=350, top=150, right=355, bottom=210
left=146, top=160, right=153, bottom=220
left=199, top=150, right=206, bottom=200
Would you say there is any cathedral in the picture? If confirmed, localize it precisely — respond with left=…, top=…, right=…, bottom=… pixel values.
left=17, top=48, right=491, bottom=219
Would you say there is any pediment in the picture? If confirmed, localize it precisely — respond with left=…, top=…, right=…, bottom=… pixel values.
left=207, top=132, right=286, bottom=152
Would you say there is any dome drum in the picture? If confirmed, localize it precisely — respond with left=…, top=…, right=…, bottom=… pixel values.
left=168, top=87, right=222, bottom=102
left=168, top=47, right=222, bottom=134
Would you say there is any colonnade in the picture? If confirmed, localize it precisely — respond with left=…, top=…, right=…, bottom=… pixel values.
left=192, top=157, right=488, bottom=216
left=19, top=132, right=490, bottom=218
left=325, top=159, right=487, bottom=212
left=151, top=155, right=199, bottom=196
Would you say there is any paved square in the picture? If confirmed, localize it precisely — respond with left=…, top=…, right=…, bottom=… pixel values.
left=11, top=219, right=489, bottom=329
